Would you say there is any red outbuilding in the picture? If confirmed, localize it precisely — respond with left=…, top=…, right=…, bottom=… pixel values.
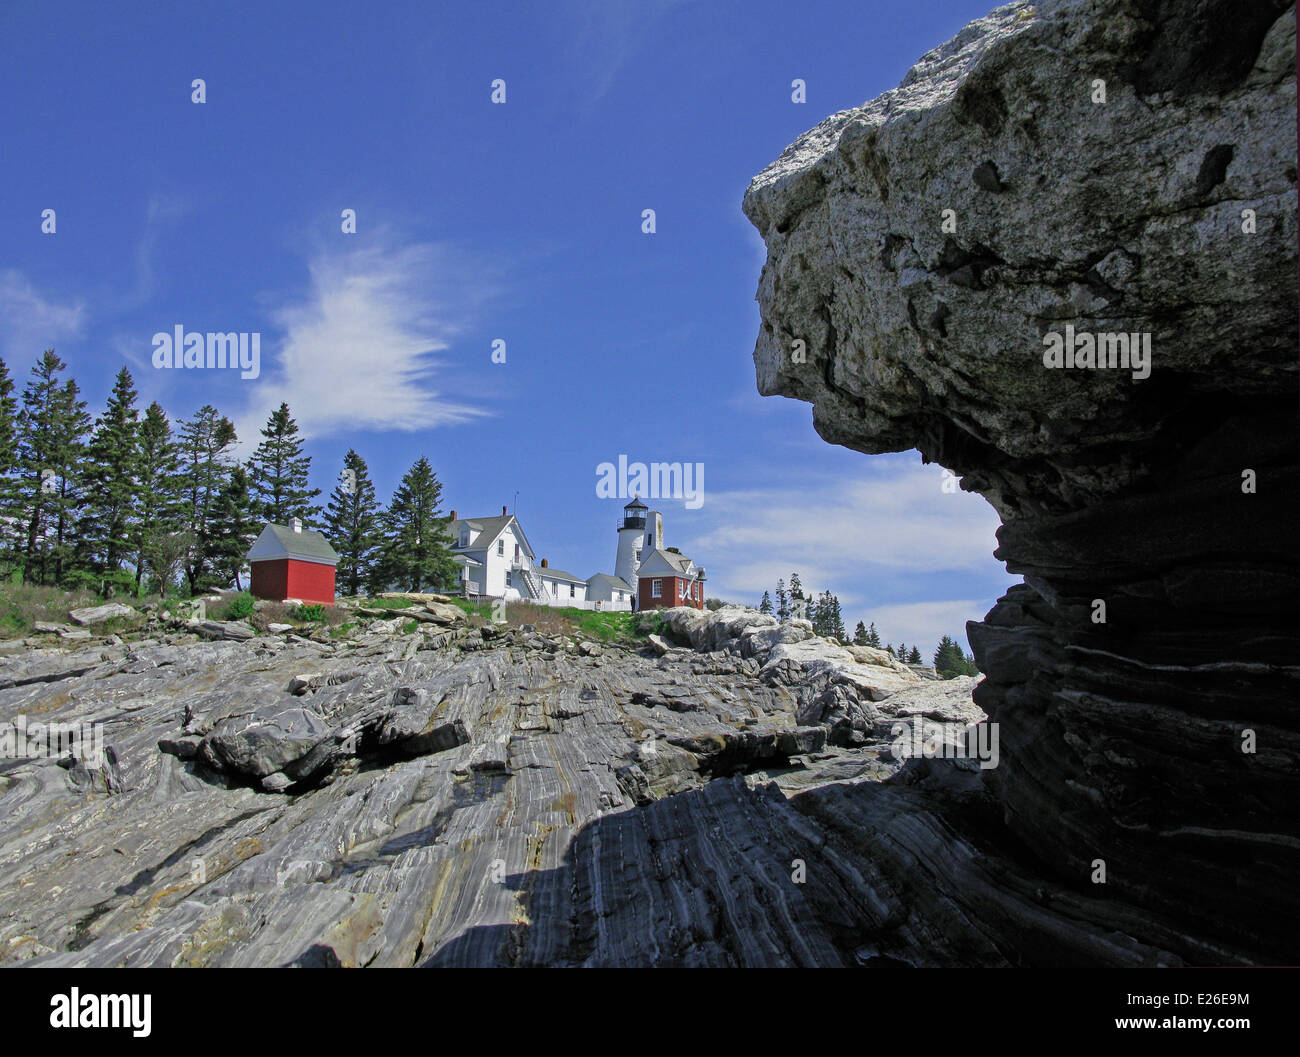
left=246, top=518, right=338, bottom=605
left=635, top=547, right=706, bottom=611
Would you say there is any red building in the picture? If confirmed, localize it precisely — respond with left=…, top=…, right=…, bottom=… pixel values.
left=246, top=519, right=338, bottom=605
left=635, top=547, right=706, bottom=611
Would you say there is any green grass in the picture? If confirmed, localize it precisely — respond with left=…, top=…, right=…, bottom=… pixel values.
left=363, top=597, right=417, bottom=610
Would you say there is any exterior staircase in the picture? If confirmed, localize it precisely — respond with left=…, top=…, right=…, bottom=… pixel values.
left=518, top=563, right=548, bottom=602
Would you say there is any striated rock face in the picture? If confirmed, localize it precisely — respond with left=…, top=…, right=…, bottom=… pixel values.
left=744, top=0, right=1298, bottom=960
left=0, top=608, right=989, bottom=966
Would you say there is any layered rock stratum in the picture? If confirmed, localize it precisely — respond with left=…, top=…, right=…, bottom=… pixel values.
left=743, top=0, right=1298, bottom=961
left=1, top=607, right=990, bottom=967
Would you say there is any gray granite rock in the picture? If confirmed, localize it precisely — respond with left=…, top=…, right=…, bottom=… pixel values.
left=744, top=0, right=1298, bottom=963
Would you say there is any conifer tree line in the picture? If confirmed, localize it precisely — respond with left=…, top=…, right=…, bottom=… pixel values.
left=760, top=571, right=980, bottom=679
left=0, top=352, right=457, bottom=598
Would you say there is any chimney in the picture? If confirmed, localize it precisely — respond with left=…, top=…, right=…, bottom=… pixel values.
left=502, top=504, right=508, bottom=516
left=290, top=517, right=302, bottom=533
left=541, top=558, right=548, bottom=568
left=450, top=510, right=457, bottom=521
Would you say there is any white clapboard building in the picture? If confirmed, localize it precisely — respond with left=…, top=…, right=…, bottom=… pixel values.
left=449, top=497, right=701, bottom=612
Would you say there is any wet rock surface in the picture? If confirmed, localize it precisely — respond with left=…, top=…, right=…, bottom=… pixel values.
left=744, top=0, right=1298, bottom=961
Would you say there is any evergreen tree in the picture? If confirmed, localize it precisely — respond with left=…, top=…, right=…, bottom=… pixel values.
left=132, top=402, right=183, bottom=595
left=758, top=590, right=772, bottom=615
left=827, top=593, right=846, bottom=641
left=375, top=456, right=456, bottom=592
left=78, top=368, right=140, bottom=592
left=934, top=635, right=967, bottom=679
left=788, top=572, right=803, bottom=607
left=16, top=351, right=91, bottom=585
left=177, top=405, right=238, bottom=594
left=852, top=620, right=869, bottom=645
left=324, top=449, right=381, bottom=596
left=866, top=622, right=882, bottom=648
left=0, top=358, right=19, bottom=565
left=247, top=402, right=321, bottom=527
left=204, top=466, right=259, bottom=590
left=775, top=578, right=789, bottom=622
left=807, top=592, right=821, bottom=632
left=908, top=645, right=923, bottom=664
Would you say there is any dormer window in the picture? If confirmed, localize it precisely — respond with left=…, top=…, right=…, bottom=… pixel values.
left=459, top=529, right=469, bottom=547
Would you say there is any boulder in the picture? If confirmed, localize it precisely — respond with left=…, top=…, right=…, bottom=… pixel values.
left=68, top=603, right=137, bottom=627
left=192, top=620, right=256, bottom=642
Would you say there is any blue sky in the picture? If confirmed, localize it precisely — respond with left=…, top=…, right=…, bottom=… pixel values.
left=0, top=0, right=1014, bottom=657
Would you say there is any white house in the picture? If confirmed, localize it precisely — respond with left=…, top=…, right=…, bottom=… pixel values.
left=448, top=507, right=543, bottom=601
left=446, top=497, right=701, bottom=612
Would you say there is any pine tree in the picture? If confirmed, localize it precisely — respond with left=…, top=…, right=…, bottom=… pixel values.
left=758, top=590, right=772, bottom=615
left=0, top=358, right=19, bottom=566
left=908, top=645, right=922, bottom=664
left=78, top=368, right=140, bottom=592
left=177, top=405, right=238, bottom=594
left=828, top=593, right=846, bottom=641
left=852, top=620, right=869, bottom=645
left=934, top=635, right=967, bottom=679
left=375, top=456, right=456, bottom=592
left=775, top=578, right=789, bottom=622
left=16, top=351, right=91, bottom=585
left=807, top=592, right=821, bottom=632
left=132, top=402, right=183, bottom=595
left=247, top=403, right=321, bottom=527
left=204, top=466, right=259, bottom=590
left=866, top=622, right=882, bottom=648
left=324, top=449, right=381, bottom=597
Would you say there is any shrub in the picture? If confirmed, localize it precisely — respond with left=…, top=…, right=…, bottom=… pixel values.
left=289, top=603, right=326, bottom=622
left=226, top=593, right=256, bottom=620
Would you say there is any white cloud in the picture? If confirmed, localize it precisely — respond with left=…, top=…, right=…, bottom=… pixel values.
left=0, top=270, right=87, bottom=362
left=234, top=239, right=496, bottom=447
left=564, top=0, right=694, bottom=106
left=857, top=599, right=990, bottom=656
left=668, top=459, right=1007, bottom=652
left=680, top=461, right=1000, bottom=586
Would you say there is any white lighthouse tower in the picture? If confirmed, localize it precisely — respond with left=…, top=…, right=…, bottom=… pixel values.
left=614, top=497, right=655, bottom=588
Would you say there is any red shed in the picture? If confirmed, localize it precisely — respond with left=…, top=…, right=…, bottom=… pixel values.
left=246, top=519, right=338, bottom=605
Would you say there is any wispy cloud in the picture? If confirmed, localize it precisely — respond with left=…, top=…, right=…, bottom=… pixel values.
left=860, top=599, right=991, bottom=656
left=234, top=237, right=499, bottom=447
left=0, top=270, right=87, bottom=363
left=563, top=0, right=694, bottom=107
left=671, top=459, right=1007, bottom=650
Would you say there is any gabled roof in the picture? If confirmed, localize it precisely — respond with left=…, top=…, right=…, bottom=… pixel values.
left=449, top=514, right=534, bottom=559
left=536, top=566, right=585, bottom=584
left=586, top=573, right=634, bottom=592
left=246, top=523, right=339, bottom=565
left=636, top=548, right=697, bottom=579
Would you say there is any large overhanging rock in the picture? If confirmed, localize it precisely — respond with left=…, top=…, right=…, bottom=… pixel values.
left=744, top=0, right=1298, bottom=962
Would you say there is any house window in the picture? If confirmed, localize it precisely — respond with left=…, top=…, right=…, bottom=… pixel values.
left=569, top=584, right=575, bottom=598
left=693, top=583, right=700, bottom=600
left=635, top=548, right=641, bottom=564
left=497, top=539, right=504, bottom=556
left=505, top=571, right=511, bottom=586
left=458, top=529, right=469, bottom=547
left=651, top=579, right=661, bottom=598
